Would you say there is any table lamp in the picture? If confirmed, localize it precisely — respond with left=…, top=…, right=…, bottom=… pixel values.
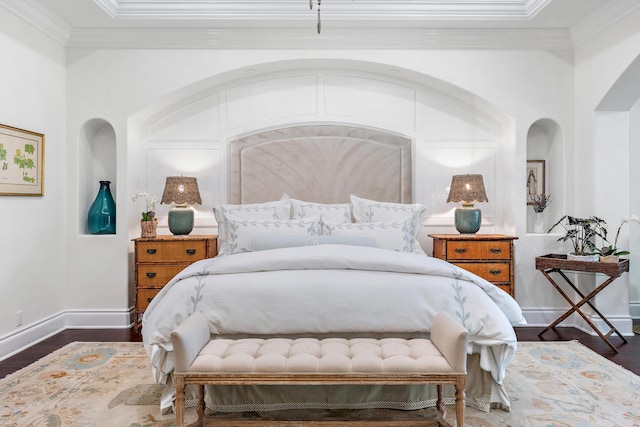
left=447, top=174, right=488, bottom=234
left=161, top=176, right=202, bottom=235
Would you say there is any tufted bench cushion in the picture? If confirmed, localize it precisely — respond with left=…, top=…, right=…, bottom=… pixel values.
left=189, top=337, right=454, bottom=375
left=171, top=311, right=468, bottom=427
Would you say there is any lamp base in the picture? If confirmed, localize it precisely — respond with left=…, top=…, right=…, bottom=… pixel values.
left=454, top=206, right=481, bottom=234
left=168, top=206, right=194, bottom=235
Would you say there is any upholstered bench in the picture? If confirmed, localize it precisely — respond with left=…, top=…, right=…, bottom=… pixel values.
left=171, top=311, right=468, bottom=427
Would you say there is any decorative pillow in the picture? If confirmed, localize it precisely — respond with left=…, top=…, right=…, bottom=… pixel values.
left=213, top=195, right=291, bottom=255
left=321, top=216, right=423, bottom=254
left=252, top=235, right=376, bottom=251
left=290, top=198, right=353, bottom=223
left=350, top=195, right=426, bottom=254
left=220, top=214, right=322, bottom=255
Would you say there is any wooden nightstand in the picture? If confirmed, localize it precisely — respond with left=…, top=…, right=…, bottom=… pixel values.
left=428, top=234, right=518, bottom=297
left=133, top=235, right=217, bottom=330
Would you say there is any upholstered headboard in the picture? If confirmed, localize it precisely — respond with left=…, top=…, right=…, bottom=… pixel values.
left=228, top=125, right=412, bottom=204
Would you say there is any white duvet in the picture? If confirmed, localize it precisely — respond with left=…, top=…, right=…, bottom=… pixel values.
left=142, top=244, right=525, bottom=412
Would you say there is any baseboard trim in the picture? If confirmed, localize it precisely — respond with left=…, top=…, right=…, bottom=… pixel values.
left=2, top=307, right=634, bottom=362
left=521, top=308, right=634, bottom=337
left=0, top=308, right=133, bottom=362
left=630, top=301, right=640, bottom=319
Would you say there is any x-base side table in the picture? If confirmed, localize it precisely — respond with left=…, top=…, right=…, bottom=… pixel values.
left=535, top=254, right=629, bottom=353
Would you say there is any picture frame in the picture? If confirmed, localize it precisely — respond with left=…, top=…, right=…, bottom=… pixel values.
left=526, top=159, right=545, bottom=204
left=0, top=124, right=45, bottom=196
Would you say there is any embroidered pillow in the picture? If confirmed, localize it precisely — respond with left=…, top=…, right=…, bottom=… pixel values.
left=252, top=235, right=376, bottom=251
left=321, top=216, right=423, bottom=254
left=350, top=195, right=426, bottom=254
left=221, top=214, right=322, bottom=255
left=213, top=195, right=291, bottom=255
left=290, top=198, right=353, bottom=223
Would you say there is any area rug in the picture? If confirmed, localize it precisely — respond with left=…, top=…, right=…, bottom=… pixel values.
left=0, top=341, right=638, bottom=427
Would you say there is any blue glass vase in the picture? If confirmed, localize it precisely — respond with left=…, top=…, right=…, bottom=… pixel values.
left=88, top=180, right=116, bottom=234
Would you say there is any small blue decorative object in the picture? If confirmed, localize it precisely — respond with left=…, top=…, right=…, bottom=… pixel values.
left=168, top=206, right=194, bottom=235
left=88, top=180, right=116, bottom=234
left=454, top=206, right=481, bottom=234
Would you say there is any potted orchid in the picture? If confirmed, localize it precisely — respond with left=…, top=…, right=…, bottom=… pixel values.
left=132, top=191, right=159, bottom=238
left=597, top=214, right=640, bottom=262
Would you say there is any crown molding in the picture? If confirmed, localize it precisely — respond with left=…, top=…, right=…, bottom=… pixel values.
left=570, top=0, right=640, bottom=46
left=67, top=26, right=573, bottom=50
left=92, top=0, right=552, bottom=20
left=0, top=0, right=71, bottom=45
left=6, top=0, right=633, bottom=51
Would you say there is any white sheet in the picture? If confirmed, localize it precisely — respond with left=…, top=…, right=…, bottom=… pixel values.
left=142, top=244, right=525, bottom=412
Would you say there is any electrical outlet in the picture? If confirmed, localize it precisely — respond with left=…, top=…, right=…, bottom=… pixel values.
left=16, top=310, right=23, bottom=327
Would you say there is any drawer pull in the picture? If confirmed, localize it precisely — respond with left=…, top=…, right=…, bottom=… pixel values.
left=454, top=248, right=467, bottom=254
left=489, top=269, right=502, bottom=275
left=146, top=272, right=156, bottom=279
left=146, top=249, right=157, bottom=255
left=147, top=297, right=154, bottom=303
left=490, top=248, right=502, bottom=254
left=186, top=249, right=197, bottom=255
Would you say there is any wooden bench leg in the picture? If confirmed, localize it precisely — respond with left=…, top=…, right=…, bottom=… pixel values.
left=455, top=377, right=466, bottom=427
left=195, top=384, right=206, bottom=426
left=175, top=376, right=186, bottom=427
left=436, top=384, right=446, bottom=422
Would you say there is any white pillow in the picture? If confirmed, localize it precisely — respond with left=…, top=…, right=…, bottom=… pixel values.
left=350, top=195, right=426, bottom=254
left=220, top=214, right=322, bottom=255
left=321, top=216, right=424, bottom=254
left=252, top=235, right=376, bottom=251
left=213, top=195, right=291, bottom=255
left=290, top=198, right=353, bottom=223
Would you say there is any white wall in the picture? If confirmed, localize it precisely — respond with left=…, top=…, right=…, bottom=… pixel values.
left=575, top=7, right=640, bottom=324
left=0, top=10, right=67, bottom=352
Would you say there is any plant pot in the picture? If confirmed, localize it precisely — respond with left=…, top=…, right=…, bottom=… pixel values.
left=567, top=253, right=599, bottom=262
left=533, top=212, right=545, bottom=234
left=599, top=255, right=620, bottom=263
left=140, top=218, right=158, bottom=238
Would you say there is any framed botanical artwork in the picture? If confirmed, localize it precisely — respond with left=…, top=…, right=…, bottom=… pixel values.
left=0, top=124, right=45, bottom=196
left=526, top=159, right=545, bottom=204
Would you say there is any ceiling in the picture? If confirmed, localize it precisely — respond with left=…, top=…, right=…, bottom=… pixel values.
left=2, top=0, right=639, bottom=49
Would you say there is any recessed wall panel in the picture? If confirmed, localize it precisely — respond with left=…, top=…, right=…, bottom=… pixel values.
left=226, top=75, right=318, bottom=130
left=420, top=102, right=496, bottom=140
left=148, top=93, right=220, bottom=141
left=325, top=75, right=416, bottom=130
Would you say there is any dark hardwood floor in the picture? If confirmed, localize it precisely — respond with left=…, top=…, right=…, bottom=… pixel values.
left=0, top=326, right=638, bottom=379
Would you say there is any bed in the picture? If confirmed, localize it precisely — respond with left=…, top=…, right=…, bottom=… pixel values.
left=141, top=124, right=525, bottom=414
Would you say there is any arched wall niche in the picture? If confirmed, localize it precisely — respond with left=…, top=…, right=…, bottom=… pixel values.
left=526, top=118, right=563, bottom=234
left=79, top=118, right=117, bottom=235
left=128, top=59, right=514, bottom=240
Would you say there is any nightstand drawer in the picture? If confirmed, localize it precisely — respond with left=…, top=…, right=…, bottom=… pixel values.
left=137, top=264, right=189, bottom=285
left=495, top=284, right=512, bottom=294
left=453, top=262, right=511, bottom=282
left=137, top=288, right=162, bottom=311
left=137, top=240, right=208, bottom=262
left=446, top=241, right=511, bottom=260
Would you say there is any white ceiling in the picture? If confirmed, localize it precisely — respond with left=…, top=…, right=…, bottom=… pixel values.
left=2, top=0, right=639, bottom=49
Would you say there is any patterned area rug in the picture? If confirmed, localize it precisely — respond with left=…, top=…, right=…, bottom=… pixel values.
left=0, top=341, right=638, bottom=426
